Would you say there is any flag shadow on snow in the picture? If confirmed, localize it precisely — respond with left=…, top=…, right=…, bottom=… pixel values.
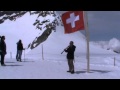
left=89, top=69, right=111, bottom=73
left=75, top=70, right=88, bottom=74
left=4, top=65, right=23, bottom=66
left=22, top=60, right=35, bottom=62
left=5, top=62, right=16, bottom=63
left=75, top=69, right=111, bottom=74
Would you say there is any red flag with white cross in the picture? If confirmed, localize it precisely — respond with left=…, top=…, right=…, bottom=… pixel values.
left=61, top=11, right=85, bottom=34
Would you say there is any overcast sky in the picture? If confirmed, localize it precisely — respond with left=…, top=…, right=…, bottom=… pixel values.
left=57, top=11, right=120, bottom=41
left=1, top=11, right=120, bottom=41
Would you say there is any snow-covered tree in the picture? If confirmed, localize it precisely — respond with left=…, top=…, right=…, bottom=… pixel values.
left=0, top=11, right=60, bottom=31
left=0, top=11, right=62, bottom=50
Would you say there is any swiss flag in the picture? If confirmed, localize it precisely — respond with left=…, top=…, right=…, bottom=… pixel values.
left=62, top=11, right=85, bottom=34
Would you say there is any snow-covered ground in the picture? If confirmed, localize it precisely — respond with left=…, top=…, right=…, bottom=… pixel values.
left=0, top=12, right=120, bottom=79
left=0, top=53, right=120, bottom=79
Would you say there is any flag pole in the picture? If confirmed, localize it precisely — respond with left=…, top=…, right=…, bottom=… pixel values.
left=83, top=11, right=90, bottom=73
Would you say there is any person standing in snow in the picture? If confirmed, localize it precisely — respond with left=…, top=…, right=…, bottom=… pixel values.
left=0, top=36, right=1, bottom=62
left=64, top=41, right=76, bottom=74
left=16, top=40, right=19, bottom=61
left=16, top=39, right=24, bottom=62
left=16, top=40, right=22, bottom=61
left=0, top=36, right=7, bottom=66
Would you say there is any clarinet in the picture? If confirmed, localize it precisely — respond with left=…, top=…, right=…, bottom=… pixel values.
left=61, top=45, right=70, bottom=54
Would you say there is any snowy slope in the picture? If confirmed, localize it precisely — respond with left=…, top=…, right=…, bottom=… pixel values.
left=0, top=11, right=120, bottom=79
left=27, top=25, right=116, bottom=60
left=0, top=12, right=116, bottom=59
left=0, top=12, right=55, bottom=57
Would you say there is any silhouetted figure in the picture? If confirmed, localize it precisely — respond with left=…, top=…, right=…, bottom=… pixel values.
left=0, top=36, right=7, bottom=66
left=16, top=40, right=24, bottom=62
left=64, top=41, right=76, bottom=74
left=0, top=36, right=1, bottom=62
left=16, top=40, right=19, bottom=61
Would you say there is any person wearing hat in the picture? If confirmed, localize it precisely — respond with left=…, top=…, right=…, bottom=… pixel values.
left=64, top=41, right=76, bottom=74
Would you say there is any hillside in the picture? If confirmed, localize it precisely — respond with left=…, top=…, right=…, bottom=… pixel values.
left=0, top=11, right=116, bottom=59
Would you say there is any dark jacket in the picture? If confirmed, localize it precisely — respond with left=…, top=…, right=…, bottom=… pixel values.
left=0, top=39, right=6, bottom=55
left=65, top=45, right=76, bottom=59
left=17, top=41, right=23, bottom=50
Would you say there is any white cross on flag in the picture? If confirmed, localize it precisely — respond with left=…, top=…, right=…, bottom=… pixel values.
left=62, top=11, right=85, bottom=34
